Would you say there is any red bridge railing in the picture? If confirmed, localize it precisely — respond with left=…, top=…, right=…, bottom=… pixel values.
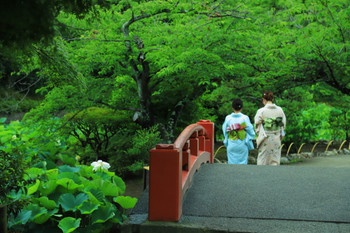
left=148, top=120, right=214, bottom=221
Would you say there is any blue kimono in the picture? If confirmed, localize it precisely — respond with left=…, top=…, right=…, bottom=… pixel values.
left=222, top=113, right=255, bottom=164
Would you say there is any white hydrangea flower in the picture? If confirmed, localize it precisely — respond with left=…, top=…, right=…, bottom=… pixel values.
left=91, top=160, right=111, bottom=171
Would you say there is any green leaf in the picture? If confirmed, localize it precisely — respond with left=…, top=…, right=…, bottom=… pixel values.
left=37, top=196, right=58, bottom=209
left=84, top=188, right=105, bottom=204
left=33, top=209, right=58, bottom=224
left=91, top=203, right=116, bottom=224
left=58, top=217, right=81, bottom=233
left=113, top=176, right=126, bottom=194
left=58, top=193, right=89, bottom=212
left=0, top=117, right=6, bottom=123
left=58, top=154, right=77, bottom=166
left=27, top=179, right=41, bottom=195
left=58, top=165, right=81, bottom=173
left=78, top=165, right=94, bottom=178
left=13, top=209, right=32, bottom=225
left=46, top=168, right=59, bottom=180
left=26, top=204, right=48, bottom=223
left=39, top=179, right=58, bottom=195
left=25, top=167, right=45, bottom=179
left=78, top=201, right=99, bottom=214
left=57, top=172, right=81, bottom=184
left=114, top=196, right=138, bottom=209
left=90, top=180, right=119, bottom=196
left=56, top=178, right=84, bottom=190
left=7, top=189, right=25, bottom=201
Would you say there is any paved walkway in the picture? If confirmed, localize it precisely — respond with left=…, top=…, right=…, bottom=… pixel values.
left=291, top=154, right=350, bottom=167
left=123, top=155, right=350, bottom=233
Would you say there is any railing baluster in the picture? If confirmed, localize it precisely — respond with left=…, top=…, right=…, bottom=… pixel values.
left=182, top=141, right=190, bottom=171
left=190, top=137, right=199, bottom=157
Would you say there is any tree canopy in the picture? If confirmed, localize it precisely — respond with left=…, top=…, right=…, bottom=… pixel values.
left=0, top=0, right=116, bottom=47
left=1, top=0, right=349, bottom=143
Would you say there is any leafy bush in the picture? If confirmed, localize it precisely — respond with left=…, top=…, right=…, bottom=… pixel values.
left=8, top=164, right=137, bottom=233
left=0, top=117, right=79, bottom=214
left=62, top=107, right=161, bottom=177
left=0, top=88, right=41, bottom=114
left=0, top=117, right=137, bottom=232
left=109, top=125, right=161, bottom=178
left=62, top=107, right=137, bottom=162
left=0, top=118, right=29, bottom=208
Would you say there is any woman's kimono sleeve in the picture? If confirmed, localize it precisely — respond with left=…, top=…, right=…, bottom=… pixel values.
left=244, top=116, right=255, bottom=150
left=281, top=108, right=287, bottom=130
left=254, top=108, right=264, bottom=134
left=222, top=115, right=230, bottom=147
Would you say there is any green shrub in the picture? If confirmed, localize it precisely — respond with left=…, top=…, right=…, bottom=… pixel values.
left=62, top=107, right=161, bottom=178
left=109, top=125, right=161, bottom=178
left=62, top=107, right=136, bottom=162
left=0, top=91, right=41, bottom=114
left=0, top=118, right=29, bottom=208
left=8, top=163, right=137, bottom=233
left=0, top=117, right=78, bottom=213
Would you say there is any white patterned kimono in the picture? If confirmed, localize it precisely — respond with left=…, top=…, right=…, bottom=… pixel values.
left=222, top=113, right=255, bottom=164
left=254, top=104, right=286, bottom=165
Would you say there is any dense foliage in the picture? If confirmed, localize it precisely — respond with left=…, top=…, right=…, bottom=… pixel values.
left=9, top=165, right=136, bottom=233
left=0, top=0, right=117, bottom=48
left=0, top=118, right=137, bottom=232
left=0, top=1, right=349, bottom=231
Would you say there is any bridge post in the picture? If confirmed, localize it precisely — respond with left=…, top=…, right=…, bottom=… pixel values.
left=197, top=120, right=214, bottom=163
left=149, top=144, right=182, bottom=221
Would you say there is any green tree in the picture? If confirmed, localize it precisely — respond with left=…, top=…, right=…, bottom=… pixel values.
left=0, top=0, right=116, bottom=48
left=25, top=1, right=251, bottom=138
left=4, top=0, right=349, bottom=146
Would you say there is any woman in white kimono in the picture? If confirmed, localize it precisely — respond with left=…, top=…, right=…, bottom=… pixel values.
left=222, top=99, right=255, bottom=164
left=254, top=92, right=286, bottom=165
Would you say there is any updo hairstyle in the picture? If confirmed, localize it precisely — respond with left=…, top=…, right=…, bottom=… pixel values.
left=262, top=92, right=273, bottom=101
left=232, top=99, right=243, bottom=111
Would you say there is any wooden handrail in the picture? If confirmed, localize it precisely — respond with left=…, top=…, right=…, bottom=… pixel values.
left=174, top=124, right=205, bottom=149
left=148, top=120, right=214, bottom=222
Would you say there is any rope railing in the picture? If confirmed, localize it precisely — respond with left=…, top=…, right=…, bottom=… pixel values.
left=282, top=140, right=348, bottom=155
left=213, top=140, right=349, bottom=162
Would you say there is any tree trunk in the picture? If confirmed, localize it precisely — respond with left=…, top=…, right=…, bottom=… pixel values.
left=0, top=205, right=7, bottom=233
left=135, top=72, right=154, bottom=128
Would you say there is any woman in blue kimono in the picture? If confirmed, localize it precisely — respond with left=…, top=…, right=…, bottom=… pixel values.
left=222, top=99, right=255, bottom=164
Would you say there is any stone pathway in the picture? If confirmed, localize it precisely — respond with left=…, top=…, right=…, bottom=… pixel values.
left=290, top=154, right=350, bottom=168
left=124, top=153, right=350, bottom=199
left=125, top=163, right=350, bottom=233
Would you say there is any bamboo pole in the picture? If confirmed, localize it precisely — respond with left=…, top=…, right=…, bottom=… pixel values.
left=286, top=143, right=294, bottom=156
left=325, top=140, right=334, bottom=152
left=338, top=140, right=347, bottom=151
left=214, top=145, right=225, bottom=159
left=311, top=142, right=319, bottom=153
left=280, top=144, right=285, bottom=150
left=297, top=143, right=306, bottom=154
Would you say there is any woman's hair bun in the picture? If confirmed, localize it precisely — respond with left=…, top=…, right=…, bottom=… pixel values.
left=232, top=99, right=243, bottom=111
left=262, top=92, right=273, bottom=101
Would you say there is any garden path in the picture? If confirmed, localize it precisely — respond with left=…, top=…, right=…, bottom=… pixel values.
left=291, top=154, right=350, bottom=167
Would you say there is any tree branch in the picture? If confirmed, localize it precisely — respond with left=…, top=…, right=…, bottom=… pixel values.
left=63, top=37, right=123, bottom=42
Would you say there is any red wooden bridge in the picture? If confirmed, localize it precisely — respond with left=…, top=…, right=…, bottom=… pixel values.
left=148, top=120, right=214, bottom=221
left=122, top=120, right=350, bottom=233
